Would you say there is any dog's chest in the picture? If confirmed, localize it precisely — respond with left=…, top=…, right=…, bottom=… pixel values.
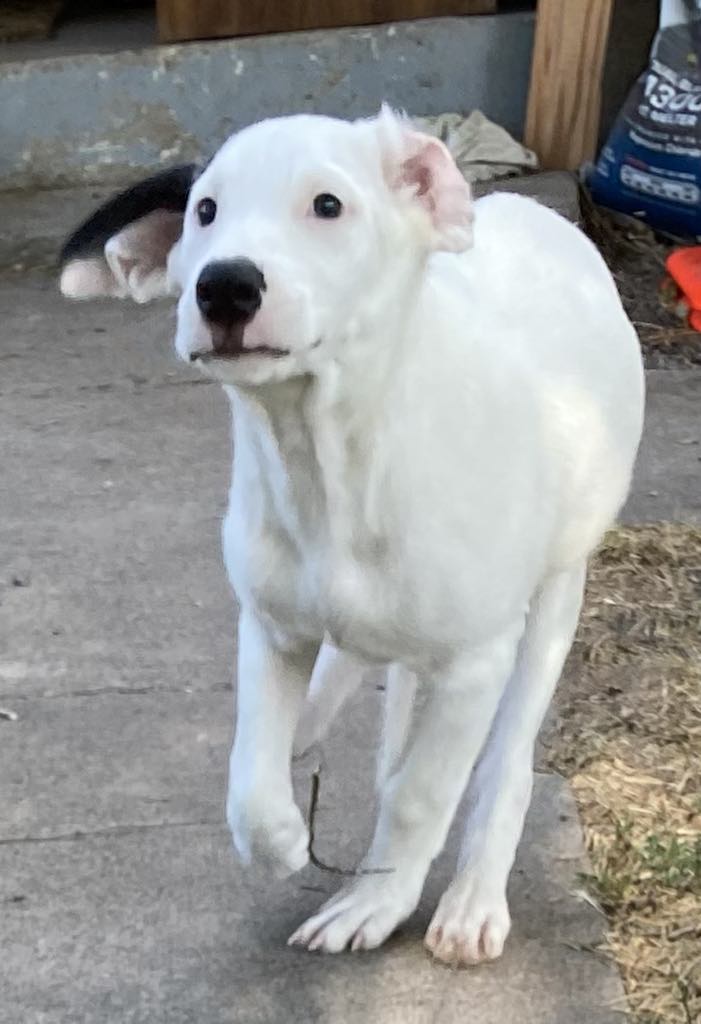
left=224, top=452, right=415, bottom=660
left=236, top=509, right=397, bottom=651
left=225, top=387, right=514, bottom=663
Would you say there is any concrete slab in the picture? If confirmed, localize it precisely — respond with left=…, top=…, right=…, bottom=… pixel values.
left=1, top=370, right=233, bottom=698
left=0, top=635, right=630, bottom=1022
left=624, top=369, right=701, bottom=524
left=0, top=690, right=231, bottom=840
left=0, top=184, right=116, bottom=273
left=12, top=183, right=701, bottom=1023
left=474, top=170, right=581, bottom=223
left=2, top=717, right=625, bottom=1024
left=0, top=13, right=535, bottom=190
left=0, top=267, right=233, bottom=701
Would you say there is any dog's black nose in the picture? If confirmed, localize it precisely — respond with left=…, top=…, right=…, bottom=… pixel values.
left=195, top=259, right=265, bottom=327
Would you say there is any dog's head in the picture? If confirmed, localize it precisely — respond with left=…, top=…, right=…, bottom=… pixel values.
left=60, top=108, right=473, bottom=385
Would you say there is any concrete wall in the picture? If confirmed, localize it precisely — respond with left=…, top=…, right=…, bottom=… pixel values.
left=0, top=13, right=534, bottom=190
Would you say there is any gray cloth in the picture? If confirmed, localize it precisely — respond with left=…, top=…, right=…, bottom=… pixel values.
left=415, top=110, right=538, bottom=183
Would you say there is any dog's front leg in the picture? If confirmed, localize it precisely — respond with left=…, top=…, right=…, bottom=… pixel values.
left=289, top=623, right=524, bottom=953
left=227, top=608, right=320, bottom=876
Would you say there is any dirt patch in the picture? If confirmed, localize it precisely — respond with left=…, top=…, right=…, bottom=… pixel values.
left=581, top=190, right=701, bottom=370
left=541, top=524, right=701, bottom=1024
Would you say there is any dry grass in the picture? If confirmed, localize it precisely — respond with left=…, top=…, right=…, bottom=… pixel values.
left=579, top=188, right=701, bottom=368
left=541, top=524, right=701, bottom=1024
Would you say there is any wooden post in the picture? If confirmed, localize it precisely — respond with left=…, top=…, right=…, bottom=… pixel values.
left=525, top=0, right=614, bottom=171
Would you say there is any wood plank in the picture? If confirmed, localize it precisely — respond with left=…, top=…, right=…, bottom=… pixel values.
left=525, top=0, right=614, bottom=171
left=157, top=0, right=496, bottom=44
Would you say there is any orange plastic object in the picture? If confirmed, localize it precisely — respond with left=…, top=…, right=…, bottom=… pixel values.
left=666, top=247, right=701, bottom=332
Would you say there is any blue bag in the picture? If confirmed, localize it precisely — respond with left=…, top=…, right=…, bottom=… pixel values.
left=589, top=0, right=701, bottom=239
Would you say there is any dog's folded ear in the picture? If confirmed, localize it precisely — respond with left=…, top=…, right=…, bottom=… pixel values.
left=59, top=164, right=197, bottom=303
left=377, top=106, right=473, bottom=254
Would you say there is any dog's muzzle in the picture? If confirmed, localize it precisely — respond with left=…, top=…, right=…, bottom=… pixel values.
left=192, top=258, right=271, bottom=360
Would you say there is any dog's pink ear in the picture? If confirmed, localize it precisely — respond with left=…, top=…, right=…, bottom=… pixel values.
left=400, top=135, right=474, bottom=252
left=377, top=108, right=473, bottom=253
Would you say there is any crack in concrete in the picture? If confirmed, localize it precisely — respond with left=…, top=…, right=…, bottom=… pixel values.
left=0, top=818, right=223, bottom=846
left=5, top=375, right=214, bottom=399
left=0, top=682, right=232, bottom=702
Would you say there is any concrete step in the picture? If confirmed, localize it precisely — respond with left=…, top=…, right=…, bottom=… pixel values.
left=0, top=13, right=534, bottom=191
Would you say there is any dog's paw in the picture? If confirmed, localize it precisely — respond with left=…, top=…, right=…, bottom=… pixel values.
left=227, top=792, right=309, bottom=878
left=288, top=874, right=421, bottom=954
left=424, top=876, right=511, bottom=966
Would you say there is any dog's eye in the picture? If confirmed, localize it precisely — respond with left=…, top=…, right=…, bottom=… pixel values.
left=313, top=193, right=343, bottom=219
left=196, top=198, right=217, bottom=226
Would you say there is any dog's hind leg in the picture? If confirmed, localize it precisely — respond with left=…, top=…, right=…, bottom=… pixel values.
left=293, top=643, right=367, bottom=757
left=425, top=561, right=587, bottom=966
left=376, top=662, right=418, bottom=790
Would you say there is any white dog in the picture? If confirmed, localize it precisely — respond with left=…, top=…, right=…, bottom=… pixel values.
left=60, top=108, right=644, bottom=964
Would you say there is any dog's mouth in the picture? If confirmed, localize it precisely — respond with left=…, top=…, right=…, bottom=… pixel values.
left=190, top=345, right=290, bottom=363
left=190, top=322, right=290, bottom=363
left=189, top=326, right=322, bottom=365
